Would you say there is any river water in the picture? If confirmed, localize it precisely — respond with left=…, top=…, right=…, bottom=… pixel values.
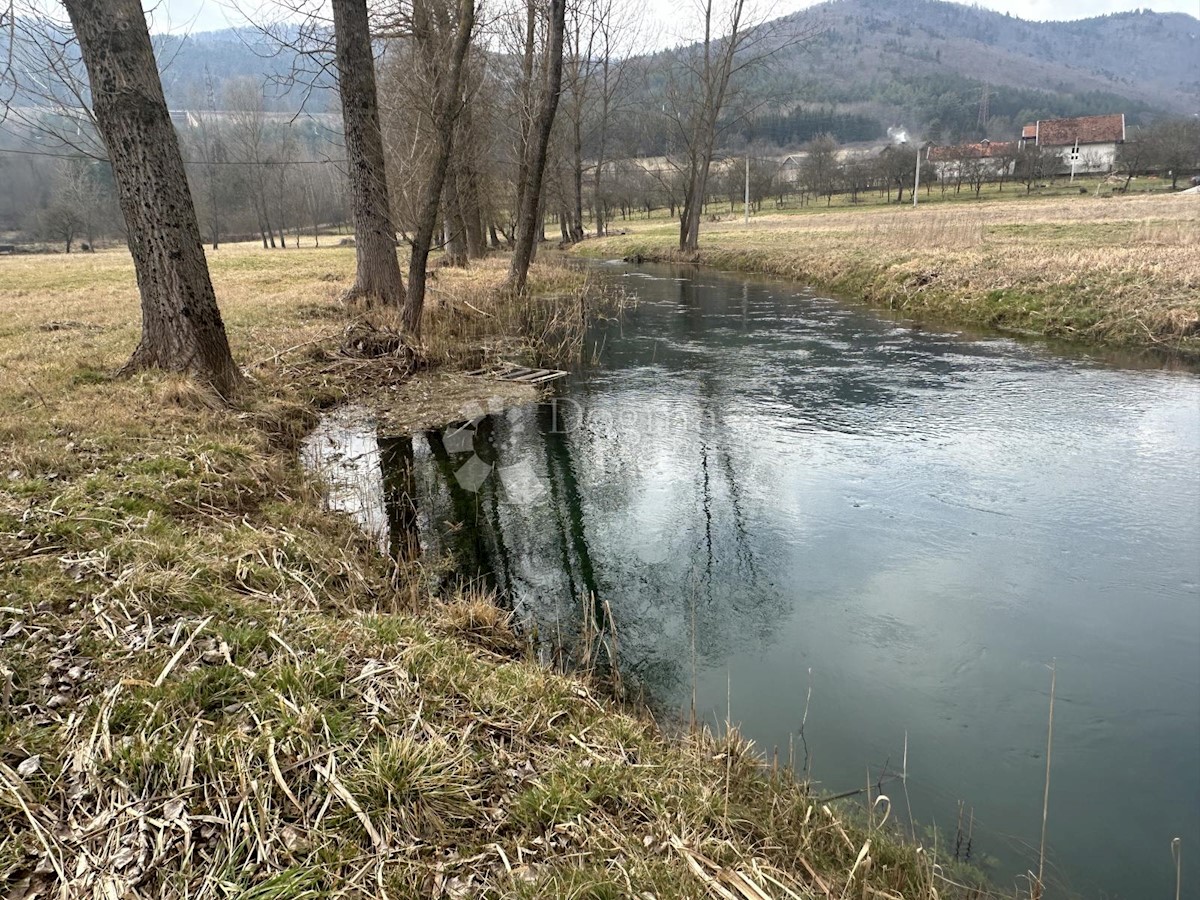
left=305, top=262, right=1200, bottom=898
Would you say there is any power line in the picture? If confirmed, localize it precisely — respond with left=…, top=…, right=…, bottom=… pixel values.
left=0, top=145, right=347, bottom=165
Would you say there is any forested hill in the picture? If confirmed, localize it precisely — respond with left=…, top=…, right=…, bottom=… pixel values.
left=154, top=1, right=1197, bottom=145
left=747, top=0, right=1198, bottom=144
left=3, top=1, right=1195, bottom=144
left=152, top=27, right=338, bottom=113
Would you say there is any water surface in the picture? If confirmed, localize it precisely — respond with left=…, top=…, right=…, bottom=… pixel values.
left=306, top=263, right=1200, bottom=898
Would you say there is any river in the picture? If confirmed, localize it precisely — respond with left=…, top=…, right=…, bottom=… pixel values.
left=304, top=262, right=1200, bottom=898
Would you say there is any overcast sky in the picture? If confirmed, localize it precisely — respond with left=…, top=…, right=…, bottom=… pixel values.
left=148, top=0, right=1200, bottom=38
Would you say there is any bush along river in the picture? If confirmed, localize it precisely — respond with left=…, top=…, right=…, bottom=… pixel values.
left=304, top=261, right=1200, bottom=899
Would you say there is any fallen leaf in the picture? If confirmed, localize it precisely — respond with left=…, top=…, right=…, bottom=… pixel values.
left=163, top=798, right=185, bottom=822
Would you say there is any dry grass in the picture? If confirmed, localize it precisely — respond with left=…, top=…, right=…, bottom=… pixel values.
left=581, top=192, right=1200, bottom=355
left=0, top=242, right=993, bottom=899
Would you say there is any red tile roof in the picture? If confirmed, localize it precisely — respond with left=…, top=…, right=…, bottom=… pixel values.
left=927, top=140, right=1018, bottom=162
left=1022, top=124, right=1037, bottom=140
left=1035, top=114, right=1125, bottom=146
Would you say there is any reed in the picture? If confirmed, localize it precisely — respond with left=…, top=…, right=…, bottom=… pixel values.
left=1033, top=659, right=1057, bottom=900
left=1172, top=837, right=1182, bottom=900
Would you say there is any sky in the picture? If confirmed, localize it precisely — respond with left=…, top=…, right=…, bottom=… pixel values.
left=150, top=0, right=1200, bottom=37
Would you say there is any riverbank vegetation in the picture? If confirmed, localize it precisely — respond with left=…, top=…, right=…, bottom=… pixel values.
left=0, top=245, right=1000, bottom=898
left=576, top=191, right=1200, bottom=357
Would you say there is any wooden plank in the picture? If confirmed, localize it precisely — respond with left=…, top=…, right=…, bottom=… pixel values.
left=464, top=364, right=568, bottom=384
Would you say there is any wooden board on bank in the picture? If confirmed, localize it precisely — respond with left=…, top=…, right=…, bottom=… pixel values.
left=466, top=364, right=569, bottom=384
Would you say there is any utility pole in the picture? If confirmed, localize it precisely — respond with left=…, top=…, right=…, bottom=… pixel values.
left=913, top=143, right=921, bottom=208
left=744, top=154, right=750, bottom=225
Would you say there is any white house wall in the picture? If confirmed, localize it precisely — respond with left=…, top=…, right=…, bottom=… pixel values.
left=1048, top=143, right=1118, bottom=175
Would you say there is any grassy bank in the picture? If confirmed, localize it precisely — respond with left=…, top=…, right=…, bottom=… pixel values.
left=0, top=246, right=989, bottom=898
left=576, top=192, right=1200, bottom=357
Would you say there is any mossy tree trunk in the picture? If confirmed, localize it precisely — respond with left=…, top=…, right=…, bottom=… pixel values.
left=63, top=0, right=241, bottom=399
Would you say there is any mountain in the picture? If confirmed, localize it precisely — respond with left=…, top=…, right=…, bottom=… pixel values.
left=2, top=1, right=1195, bottom=146
left=0, top=23, right=338, bottom=115
left=758, top=0, right=1198, bottom=141
left=152, top=26, right=338, bottom=113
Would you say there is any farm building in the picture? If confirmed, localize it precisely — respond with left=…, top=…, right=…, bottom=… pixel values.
left=1019, top=114, right=1126, bottom=175
left=926, top=139, right=1018, bottom=180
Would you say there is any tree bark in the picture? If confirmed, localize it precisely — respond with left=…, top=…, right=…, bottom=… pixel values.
left=507, top=0, right=566, bottom=294
left=333, top=0, right=405, bottom=307
left=460, top=164, right=487, bottom=258
left=571, top=115, right=585, bottom=242
left=443, top=167, right=469, bottom=266
left=63, top=0, right=240, bottom=399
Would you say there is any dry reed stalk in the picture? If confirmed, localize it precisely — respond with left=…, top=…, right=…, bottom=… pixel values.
left=1035, top=659, right=1057, bottom=900
left=1172, top=837, right=1181, bottom=900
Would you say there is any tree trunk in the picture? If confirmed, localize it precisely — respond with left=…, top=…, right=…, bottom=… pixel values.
left=443, top=169, right=469, bottom=267
left=592, top=160, right=605, bottom=237
left=460, top=164, right=487, bottom=258
left=63, top=0, right=240, bottom=398
left=333, top=0, right=405, bottom=307
left=508, top=0, right=566, bottom=294
left=403, top=0, right=475, bottom=335
left=571, top=116, right=585, bottom=242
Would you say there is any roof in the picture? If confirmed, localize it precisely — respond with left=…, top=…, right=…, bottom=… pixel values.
left=927, top=140, right=1018, bottom=162
left=1035, top=114, right=1125, bottom=146
left=1022, top=124, right=1037, bottom=140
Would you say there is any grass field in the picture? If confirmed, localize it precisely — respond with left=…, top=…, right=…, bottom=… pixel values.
left=0, top=245, right=998, bottom=898
left=578, top=189, right=1200, bottom=357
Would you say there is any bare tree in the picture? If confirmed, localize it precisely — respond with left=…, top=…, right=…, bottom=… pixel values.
left=333, top=0, right=406, bottom=306
left=801, top=132, right=838, bottom=206
left=662, top=1, right=817, bottom=252
left=962, top=156, right=988, bottom=198
left=62, top=0, right=241, bottom=397
left=878, top=143, right=915, bottom=203
left=2, top=5, right=106, bottom=159
left=36, top=156, right=108, bottom=250
left=1144, top=118, right=1200, bottom=190
left=187, top=68, right=232, bottom=250
left=1116, top=132, right=1149, bottom=193
left=557, top=0, right=640, bottom=243
left=1015, top=143, right=1051, bottom=195
left=390, top=0, right=477, bottom=336
left=225, top=77, right=279, bottom=248
left=561, top=6, right=596, bottom=243
left=507, top=0, right=567, bottom=294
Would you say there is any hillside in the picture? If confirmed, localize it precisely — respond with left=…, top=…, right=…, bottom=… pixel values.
left=762, top=0, right=1198, bottom=141
left=2, top=1, right=1195, bottom=145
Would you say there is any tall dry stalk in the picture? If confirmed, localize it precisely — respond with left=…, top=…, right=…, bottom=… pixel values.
left=1035, top=659, right=1057, bottom=899
left=902, top=730, right=917, bottom=840
left=1172, top=837, right=1181, bottom=900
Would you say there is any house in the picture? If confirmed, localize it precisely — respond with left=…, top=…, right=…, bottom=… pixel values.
left=926, top=139, right=1018, bottom=181
left=778, top=155, right=804, bottom=185
left=1019, top=114, right=1126, bottom=174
